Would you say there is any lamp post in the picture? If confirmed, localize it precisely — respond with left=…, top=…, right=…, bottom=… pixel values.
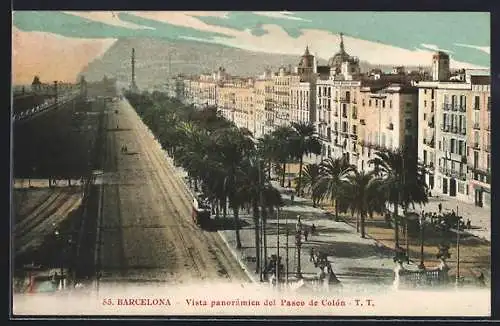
left=418, top=211, right=426, bottom=270
left=295, top=215, right=303, bottom=279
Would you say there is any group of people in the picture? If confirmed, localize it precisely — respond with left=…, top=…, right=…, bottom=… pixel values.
left=424, top=205, right=472, bottom=232
left=297, top=218, right=317, bottom=242
left=120, top=145, right=128, bottom=153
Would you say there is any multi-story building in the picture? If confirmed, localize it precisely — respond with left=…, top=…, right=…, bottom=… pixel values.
left=357, top=84, right=418, bottom=171
left=314, top=34, right=420, bottom=170
left=216, top=77, right=255, bottom=130
left=417, top=52, right=490, bottom=207
left=253, top=78, right=267, bottom=138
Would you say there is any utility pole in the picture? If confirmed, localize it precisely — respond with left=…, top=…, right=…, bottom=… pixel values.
left=285, top=214, right=289, bottom=285
left=455, top=205, right=460, bottom=287
left=258, top=159, right=264, bottom=281
left=276, top=208, right=280, bottom=287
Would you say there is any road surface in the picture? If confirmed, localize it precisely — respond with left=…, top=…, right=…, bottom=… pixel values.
left=97, top=98, right=248, bottom=285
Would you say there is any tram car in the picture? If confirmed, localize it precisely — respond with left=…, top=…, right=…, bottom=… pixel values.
left=192, top=194, right=212, bottom=228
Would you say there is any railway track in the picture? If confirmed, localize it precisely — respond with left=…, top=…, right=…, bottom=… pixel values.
left=124, top=100, right=245, bottom=283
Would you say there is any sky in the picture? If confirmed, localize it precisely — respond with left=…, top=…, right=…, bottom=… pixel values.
left=12, top=11, right=490, bottom=85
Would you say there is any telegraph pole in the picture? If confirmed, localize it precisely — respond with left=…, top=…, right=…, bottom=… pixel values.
left=455, top=205, right=460, bottom=287
left=276, top=208, right=280, bottom=287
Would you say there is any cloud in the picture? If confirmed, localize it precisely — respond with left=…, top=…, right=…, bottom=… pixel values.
left=420, top=43, right=454, bottom=54
left=63, top=11, right=155, bottom=30
left=12, top=27, right=117, bottom=85
left=454, top=43, right=490, bottom=55
left=198, top=25, right=488, bottom=69
left=252, top=11, right=311, bottom=22
left=125, top=12, right=241, bottom=37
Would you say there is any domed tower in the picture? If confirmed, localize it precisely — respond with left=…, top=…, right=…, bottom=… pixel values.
left=328, top=33, right=360, bottom=79
left=298, top=45, right=315, bottom=76
left=328, top=33, right=351, bottom=73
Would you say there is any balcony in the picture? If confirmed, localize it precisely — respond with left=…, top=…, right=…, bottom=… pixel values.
left=451, top=105, right=459, bottom=112
left=460, top=128, right=467, bottom=135
left=443, top=104, right=451, bottom=111
left=352, top=112, right=358, bottom=119
left=472, top=142, right=480, bottom=150
left=459, top=105, right=466, bottom=112
left=352, top=99, right=357, bottom=104
left=423, top=138, right=435, bottom=148
left=334, top=112, right=339, bottom=117
left=473, top=123, right=480, bottom=130
left=440, top=124, right=450, bottom=132
left=360, top=119, right=366, bottom=125
left=484, top=144, right=491, bottom=152
left=320, top=134, right=332, bottom=142
left=387, top=123, right=394, bottom=130
left=451, top=126, right=459, bottom=134
left=342, top=113, right=348, bottom=119
left=340, top=97, right=350, bottom=103
left=350, top=134, right=358, bottom=140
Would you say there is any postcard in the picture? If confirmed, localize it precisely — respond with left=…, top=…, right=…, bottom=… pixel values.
left=11, top=11, right=491, bottom=317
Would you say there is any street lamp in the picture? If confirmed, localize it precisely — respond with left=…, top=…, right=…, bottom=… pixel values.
left=295, top=215, right=303, bottom=279
left=418, top=211, right=426, bottom=270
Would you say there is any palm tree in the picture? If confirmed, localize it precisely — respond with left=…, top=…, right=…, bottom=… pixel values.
left=289, top=122, right=322, bottom=196
left=257, top=134, right=279, bottom=179
left=270, top=126, right=296, bottom=187
left=369, top=148, right=428, bottom=248
left=346, top=170, right=384, bottom=238
left=211, top=127, right=256, bottom=249
left=296, top=163, right=321, bottom=206
left=316, top=157, right=355, bottom=221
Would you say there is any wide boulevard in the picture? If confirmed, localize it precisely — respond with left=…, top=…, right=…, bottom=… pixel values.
left=97, top=98, right=249, bottom=286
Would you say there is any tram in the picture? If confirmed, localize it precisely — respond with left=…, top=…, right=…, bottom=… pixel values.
left=192, top=194, right=212, bottom=228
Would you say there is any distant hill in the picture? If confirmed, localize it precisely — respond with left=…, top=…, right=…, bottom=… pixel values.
left=79, top=37, right=429, bottom=90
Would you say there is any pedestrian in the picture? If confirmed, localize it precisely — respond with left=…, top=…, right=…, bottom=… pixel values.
left=466, top=219, right=471, bottom=229
left=438, top=203, right=442, bottom=213
left=311, top=224, right=316, bottom=235
left=309, top=248, right=315, bottom=262
left=303, top=228, right=309, bottom=241
left=477, top=272, right=486, bottom=287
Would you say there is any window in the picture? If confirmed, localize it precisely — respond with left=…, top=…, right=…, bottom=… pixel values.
left=334, top=122, right=338, bottom=131
left=389, top=100, right=393, bottom=108
left=362, top=98, right=365, bottom=106
left=458, top=140, right=464, bottom=155
left=424, top=89, right=427, bottom=95
left=352, top=125, right=357, bottom=134
left=474, top=96, right=480, bottom=109
left=473, top=151, right=479, bottom=168
left=424, top=100, right=427, bottom=108
left=438, top=141, right=442, bottom=151
left=474, top=111, right=480, bottom=124
left=375, top=99, right=378, bottom=107
left=424, top=113, right=427, bottom=120
left=342, top=122, right=348, bottom=133
left=369, top=99, right=372, bottom=106
left=423, top=150, right=428, bottom=164
left=458, top=182, right=465, bottom=194
left=450, top=139, right=456, bottom=154
left=382, top=100, right=386, bottom=108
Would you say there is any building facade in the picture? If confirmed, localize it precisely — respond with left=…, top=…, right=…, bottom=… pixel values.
left=417, top=57, right=491, bottom=207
